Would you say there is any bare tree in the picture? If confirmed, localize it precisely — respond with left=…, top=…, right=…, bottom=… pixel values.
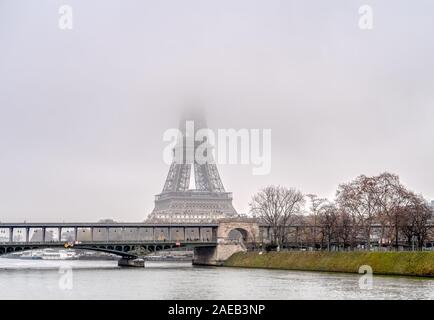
left=336, top=208, right=357, bottom=250
left=318, top=203, right=339, bottom=251
left=251, top=173, right=433, bottom=251
left=306, top=194, right=327, bottom=250
left=400, top=203, right=417, bottom=250
left=400, top=193, right=433, bottom=250
left=336, top=175, right=379, bottom=250
left=250, top=185, right=305, bottom=247
left=336, top=172, right=433, bottom=251
left=413, top=203, right=433, bottom=250
left=372, top=172, right=408, bottom=250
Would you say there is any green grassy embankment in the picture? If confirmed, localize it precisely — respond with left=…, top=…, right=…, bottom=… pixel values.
left=223, top=251, right=434, bottom=277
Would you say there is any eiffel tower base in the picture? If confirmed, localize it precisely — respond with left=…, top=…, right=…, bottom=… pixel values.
left=148, top=191, right=237, bottom=223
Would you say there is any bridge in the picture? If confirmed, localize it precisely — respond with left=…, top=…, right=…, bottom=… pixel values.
left=0, top=220, right=262, bottom=266
left=3, top=220, right=430, bottom=266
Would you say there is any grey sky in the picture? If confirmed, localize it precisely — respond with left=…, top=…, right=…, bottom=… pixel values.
left=0, top=0, right=433, bottom=222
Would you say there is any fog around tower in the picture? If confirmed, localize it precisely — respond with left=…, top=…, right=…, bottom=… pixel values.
left=0, top=0, right=433, bottom=222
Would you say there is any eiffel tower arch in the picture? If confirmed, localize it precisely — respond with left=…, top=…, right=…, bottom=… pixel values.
left=146, top=113, right=237, bottom=223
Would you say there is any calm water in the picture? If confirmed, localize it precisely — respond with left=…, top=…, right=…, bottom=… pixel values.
left=0, top=258, right=432, bottom=300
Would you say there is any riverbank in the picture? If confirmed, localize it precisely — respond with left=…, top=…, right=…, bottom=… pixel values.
left=224, top=251, right=434, bottom=277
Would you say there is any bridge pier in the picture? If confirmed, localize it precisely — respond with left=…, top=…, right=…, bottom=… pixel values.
left=193, top=240, right=246, bottom=266
left=192, top=220, right=260, bottom=266
left=118, top=257, right=145, bottom=268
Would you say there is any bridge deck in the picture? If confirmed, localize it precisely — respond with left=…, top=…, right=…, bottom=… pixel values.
left=0, top=223, right=219, bottom=228
left=0, top=224, right=220, bottom=251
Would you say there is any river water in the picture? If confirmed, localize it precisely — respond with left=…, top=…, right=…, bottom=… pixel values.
left=0, top=258, right=432, bottom=300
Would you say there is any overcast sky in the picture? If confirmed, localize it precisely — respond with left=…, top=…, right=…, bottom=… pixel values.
left=0, top=0, right=433, bottom=222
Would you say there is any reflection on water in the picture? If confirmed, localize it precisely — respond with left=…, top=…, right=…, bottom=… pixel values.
left=0, top=258, right=432, bottom=300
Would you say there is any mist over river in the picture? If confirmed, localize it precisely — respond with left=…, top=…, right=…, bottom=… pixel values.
left=0, top=258, right=432, bottom=300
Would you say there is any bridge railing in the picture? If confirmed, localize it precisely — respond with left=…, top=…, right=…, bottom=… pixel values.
left=0, top=240, right=217, bottom=246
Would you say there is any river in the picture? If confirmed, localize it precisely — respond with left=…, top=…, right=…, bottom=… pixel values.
left=0, top=258, right=432, bottom=300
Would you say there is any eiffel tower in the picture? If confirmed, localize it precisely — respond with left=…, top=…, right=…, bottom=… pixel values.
left=147, top=113, right=237, bottom=223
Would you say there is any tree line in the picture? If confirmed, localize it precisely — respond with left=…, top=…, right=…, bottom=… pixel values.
left=249, top=172, right=433, bottom=251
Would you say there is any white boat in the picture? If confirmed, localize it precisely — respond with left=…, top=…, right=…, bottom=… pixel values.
left=41, top=249, right=77, bottom=260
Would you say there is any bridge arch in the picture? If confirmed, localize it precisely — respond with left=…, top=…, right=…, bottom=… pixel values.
left=0, top=245, right=133, bottom=258
left=227, top=228, right=249, bottom=242
left=0, top=242, right=194, bottom=259
left=217, top=220, right=260, bottom=243
left=0, top=245, right=141, bottom=259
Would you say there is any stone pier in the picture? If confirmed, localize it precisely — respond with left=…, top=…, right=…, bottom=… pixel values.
left=193, top=240, right=246, bottom=266
left=193, top=219, right=260, bottom=266
left=118, top=257, right=145, bottom=268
